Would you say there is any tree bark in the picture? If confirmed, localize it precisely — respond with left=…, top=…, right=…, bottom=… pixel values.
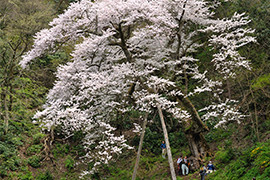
left=184, top=126, right=210, bottom=169
left=4, top=89, right=9, bottom=135
left=226, top=79, right=232, bottom=100
left=250, top=88, right=260, bottom=141
left=176, top=95, right=210, bottom=169
left=118, top=22, right=132, bottom=62
left=132, top=113, right=148, bottom=180
left=176, top=95, right=209, bottom=132
left=156, top=105, right=176, bottom=180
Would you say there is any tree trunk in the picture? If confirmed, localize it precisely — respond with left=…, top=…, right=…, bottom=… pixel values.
left=4, top=89, right=9, bottom=135
left=226, top=79, right=232, bottom=100
left=157, top=105, right=176, bottom=180
left=184, top=126, right=210, bottom=170
left=132, top=113, right=148, bottom=180
left=176, top=95, right=211, bottom=169
left=250, top=88, right=260, bottom=142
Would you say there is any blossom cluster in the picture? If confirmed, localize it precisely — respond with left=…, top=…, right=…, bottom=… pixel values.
left=21, top=0, right=255, bottom=176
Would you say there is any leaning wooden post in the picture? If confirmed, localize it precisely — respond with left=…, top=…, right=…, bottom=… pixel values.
left=154, top=88, right=176, bottom=180
left=157, top=105, right=176, bottom=180
left=132, top=113, right=148, bottom=180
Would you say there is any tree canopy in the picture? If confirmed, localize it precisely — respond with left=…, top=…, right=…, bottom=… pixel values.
left=21, top=0, right=256, bottom=175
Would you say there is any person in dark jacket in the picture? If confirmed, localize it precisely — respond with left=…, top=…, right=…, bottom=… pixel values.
left=199, top=165, right=207, bottom=180
left=160, top=141, right=166, bottom=159
left=206, top=161, right=215, bottom=174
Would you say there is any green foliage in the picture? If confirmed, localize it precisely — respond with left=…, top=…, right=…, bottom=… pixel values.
left=52, top=143, right=70, bottom=158
left=210, top=140, right=270, bottom=180
left=27, top=155, right=41, bottom=168
left=65, top=155, right=75, bottom=172
left=0, top=0, right=269, bottom=179
left=234, top=0, right=270, bottom=49
left=12, top=77, right=48, bottom=117
left=11, top=137, right=24, bottom=146
left=72, top=130, right=85, bottom=142
left=169, top=131, right=187, bottom=149
left=36, top=171, right=54, bottom=180
left=141, top=127, right=163, bottom=154
left=205, top=126, right=233, bottom=143
left=32, top=52, right=70, bottom=88
left=252, top=73, right=270, bottom=89
left=18, top=170, right=34, bottom=180
left=110, top=108, right=140, bottom=134
left=0, top=0, right=54, bottom=137
left=101, top=158, right=133, bottom=180
left=215, top=147, right=235, bottom=164
left=0, top=155, right=21, bottom=177
left=26, top=144, right=43, bottom=156
left=70, top=144, right=85, bottom=156
left=1, top=0, right=55, bottom=37
left=131, top=127, right=186, bottom=155
left=106, top=169, right=131, bottom=180
left=33, top=133, right=46, bottom=144
left=103, top=151, right=177, bottom=180
left=0, top=141, right=16, bottom=159
left=51, top=0, right=79, bottom=13
left=0, top=132, right=21, bottom=177
left=0, top=0, right=76, bottom=179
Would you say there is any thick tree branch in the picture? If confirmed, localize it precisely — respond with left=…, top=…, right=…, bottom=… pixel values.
left=117, top=22, right=132, bottom=62
left=176, top=95, right=209, bottom=133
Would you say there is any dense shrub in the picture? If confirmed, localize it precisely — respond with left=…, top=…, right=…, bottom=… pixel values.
left=33, top=133, right=46, bottom=144
left=27, top=155, right=41, bottom=168
left=65, top=155, right=75, bottom=171
left=209, top=140, right=270, bottom=180
left=36, top=171, right=54, bottom=180
left=52, top=143, right=70, bottom=158
left=215, top=148, right=235, bottom=164
left=27, top=144, right=43, bottom=155
left=0, top=133, right=20, bottom=177
left=131, top=126, right=186, bottom=155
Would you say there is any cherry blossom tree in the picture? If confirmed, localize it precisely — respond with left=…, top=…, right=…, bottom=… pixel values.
left=21, top=0, right=255, bottom=177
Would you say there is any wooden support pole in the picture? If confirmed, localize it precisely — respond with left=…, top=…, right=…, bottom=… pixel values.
left=132, top=113, right=148, bottom=180
left=157, top=105, right=176, bottom=180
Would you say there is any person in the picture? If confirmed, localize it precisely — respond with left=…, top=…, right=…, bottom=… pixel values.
left=181, top=156, right=189, bottom=175
left=160, top=141, right=166, bottom=159
left=199, top=165, right=207, bottom=180
left=206, top=161, right=215, bottom=174
left=176, top=155, right=183, bottom=175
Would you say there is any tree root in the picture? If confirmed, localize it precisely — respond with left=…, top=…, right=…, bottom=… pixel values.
left=38, top=130, right=55, bottom=164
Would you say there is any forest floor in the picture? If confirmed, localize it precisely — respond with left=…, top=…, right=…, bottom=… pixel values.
left=1, top=120, right=269, bottom=179
left=178, top=172, right=215, bottom=180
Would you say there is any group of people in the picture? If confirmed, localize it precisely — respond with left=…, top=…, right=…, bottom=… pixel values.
left=160, top=141, right=258, bottom=179
left=176, top=155, right=190, bottom=176
left=199, top=161, right=215, bottom=180
left=160, top=141, right=216, bottom=178
left=160, top=141, right=190, bottom=176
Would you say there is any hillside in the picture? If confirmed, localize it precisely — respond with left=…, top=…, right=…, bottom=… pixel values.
left=0, top=0, right=269, bottom=179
